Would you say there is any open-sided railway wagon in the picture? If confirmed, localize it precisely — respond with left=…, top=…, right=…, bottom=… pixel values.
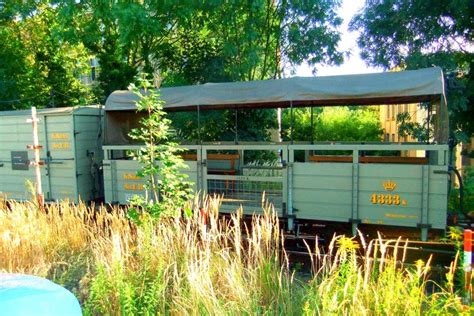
left=103, top=67, right=450, bottom=241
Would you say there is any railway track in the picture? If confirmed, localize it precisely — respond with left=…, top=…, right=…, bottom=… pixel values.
left=283, top=233, right=458, bottom=274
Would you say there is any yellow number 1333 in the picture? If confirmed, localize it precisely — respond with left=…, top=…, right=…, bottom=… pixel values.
left=371, top=193, right=400, bottom=205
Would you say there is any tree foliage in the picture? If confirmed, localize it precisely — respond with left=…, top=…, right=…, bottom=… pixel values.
left=0, top=1, right=95, bottom=110
left=169, top=108, right=278, bottom=143
left=58, top=0, right=343, bottom=90
left=396, top=110, right=433, bottom=142
left=161, top=0, right=344, bottom=83
left=127, top=75, right=193, bottom=222
left=57, top=0, right=197, bottom=98
left=449, top=166, right=474, bottom=217
left=350, top=0, right=474, bottom=143
left=55, top=0, right=344, bottom=141
left=281, top=107, right=383, bottom=142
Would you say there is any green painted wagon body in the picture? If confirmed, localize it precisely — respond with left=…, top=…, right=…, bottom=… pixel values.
left=102, top=143, right=449, bottom=240
left=102, top=145, right=199, bottom=204
left=0, top=106, right=103, bottom=203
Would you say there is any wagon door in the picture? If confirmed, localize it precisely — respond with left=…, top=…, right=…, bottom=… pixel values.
left=0, top=114, right=41, bottom=200
left=43, top=115, right=77, bottom=202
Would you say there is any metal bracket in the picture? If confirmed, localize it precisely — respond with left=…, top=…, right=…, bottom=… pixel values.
left=417, top=223, right=432, bottom=229
left=29, top=161, right=45, bottom=166
left=27, top=145, right=43, bottom=150
left=48, top=161, right=64, bottom=165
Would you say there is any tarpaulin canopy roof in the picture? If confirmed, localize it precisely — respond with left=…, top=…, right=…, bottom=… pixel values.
left=105, top=67, right=446, bottom=111
left=104, top=67, right=448, bottom=143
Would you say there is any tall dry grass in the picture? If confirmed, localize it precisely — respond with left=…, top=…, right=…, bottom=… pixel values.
left=0, top=197, right=470, bottom=315
left=0, top=198, right=129, bottom=298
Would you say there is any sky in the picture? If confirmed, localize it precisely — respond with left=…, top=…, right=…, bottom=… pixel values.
left=295, top=0, right=382, bottom=77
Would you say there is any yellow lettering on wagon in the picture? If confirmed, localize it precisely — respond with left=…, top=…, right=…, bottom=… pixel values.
left=385, top=213, right=417, bottom=219
left=123, top=183, right=144, bottom=191
left=370, top=180, right=408, bottom=206
left=51, top=133, right=69, bottom=140
left=371, top=193, right=406, bottom=206
left=51, top=142, right=71, bottom=150
left=123, top=173, right=142, bottom=180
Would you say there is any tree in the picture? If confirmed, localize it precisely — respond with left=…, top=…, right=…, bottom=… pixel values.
left=57, top=1, right=344, bottom=141
left=161, top=0, right=344, bottom=142
left=169, top=108, right=278, bottom=143
left=57, top=0, right=205, bottom=99
left=350, top=0, right=474, bottom=144
left=59, top=0, right=343, bottom=86
left=128, top=75, right=193, bottom=222
left=160, top=0, right=344, bottom=82
left=0, top=1, right=95, bottom=110
left=281, top=106, right=383, bottom=142
left=396, top=107, right=433, bottom=142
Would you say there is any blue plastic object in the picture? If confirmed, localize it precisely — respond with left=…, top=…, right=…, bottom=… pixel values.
left=0, top=274, right=82, bottom=316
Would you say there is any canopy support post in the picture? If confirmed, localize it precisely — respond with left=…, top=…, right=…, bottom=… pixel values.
left=427, top=102, right=431, bottom=144
left=310, top=107, right=314, bottom=144
left=234, top=108, right=238, bottom=144
left=197, top=105, right=201, bottom=144
left=290, top=100, right=294, bottom=144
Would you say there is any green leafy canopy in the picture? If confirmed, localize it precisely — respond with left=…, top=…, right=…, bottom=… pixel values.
left=350, top=0, right=474, bottom=143
left=281, top=106, right=383, bottom=142
left=0, top=1, right=96, bottom=110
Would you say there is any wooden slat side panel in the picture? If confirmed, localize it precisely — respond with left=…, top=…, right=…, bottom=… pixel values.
left=292, top=163, right=352, bottom=221
left=104, top=159, right=198, bottom=204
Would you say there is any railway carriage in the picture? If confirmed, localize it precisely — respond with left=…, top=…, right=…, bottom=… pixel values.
left=0, top=106, right=103, bottom=203
left=103, top=67, right=450, bottom=240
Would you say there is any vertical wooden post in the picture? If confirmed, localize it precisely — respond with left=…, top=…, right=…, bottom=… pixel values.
left=197, top=104, right=201, bottom=144
left=234, top=108, right=238, bottom=144
left=290, top=100, right=294, bottom=144
left=27, top=107, right=44, bottom=206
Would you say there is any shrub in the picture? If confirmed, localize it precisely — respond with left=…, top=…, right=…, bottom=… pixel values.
left=127, top=74, right=193, bottom=222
